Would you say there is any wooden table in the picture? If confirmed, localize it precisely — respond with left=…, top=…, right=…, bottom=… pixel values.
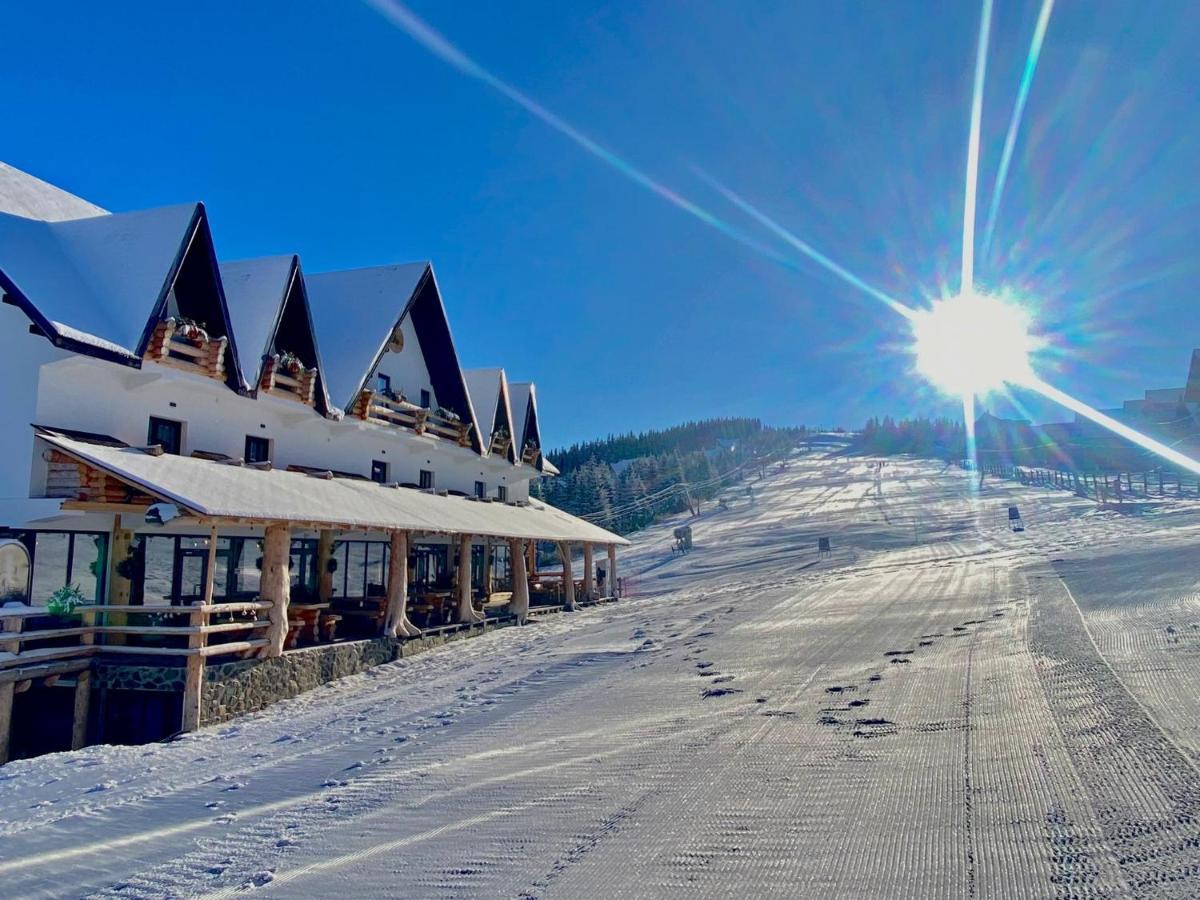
left=290, top=603, right=331, bottom=643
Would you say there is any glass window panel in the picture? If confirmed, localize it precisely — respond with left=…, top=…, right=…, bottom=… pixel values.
left=365, top=543, right=385, bottom=597
left=30, top=532, right=70, bottom=604
left=142, top=536, right=175, bottom=605
left=231, top=538, right=260, bottom=598
left=345, top=542, right=367, bottom=598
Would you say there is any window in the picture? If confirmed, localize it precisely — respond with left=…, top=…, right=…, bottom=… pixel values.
left=148, top=416, right=183, bottom=455
left=474, top=480, right=486, bottom=499
left=377, top=373, right=391, bottom=394
left=371, top=460, right=389, bottom=483
left=496, top=485, right=508, bottom=503
left=28, top=531, right=109, bottom=605
left=420, top=389, right=431, bottom=409
left=419, top=469, right=435, bottom=490
left=245, top=435, right=271, bottom=464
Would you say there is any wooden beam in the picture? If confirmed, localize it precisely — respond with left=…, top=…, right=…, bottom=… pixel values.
left=317, top=530, right=335, bottom=603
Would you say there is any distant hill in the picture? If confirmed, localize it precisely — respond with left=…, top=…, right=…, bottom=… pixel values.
left=537, top=418, right=812, bottom=534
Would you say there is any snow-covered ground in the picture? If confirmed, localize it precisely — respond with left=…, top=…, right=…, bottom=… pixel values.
left=5, top=453, right=1200, bottom=897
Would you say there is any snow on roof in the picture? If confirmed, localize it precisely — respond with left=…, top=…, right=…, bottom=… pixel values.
left=0, top=203, right=199, bottom=358
left=38, top=430, right=628, bottom=545
left=219, top=255, right=296, bottom=390
left=463, top=367, right=503, bottom=433
left=305, top=262, right=429, bottom=410
left=0, top=161, right=107, bottom=222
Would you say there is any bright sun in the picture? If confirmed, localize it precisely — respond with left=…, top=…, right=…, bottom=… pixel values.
left=912, top=290, right=1037, bottom=397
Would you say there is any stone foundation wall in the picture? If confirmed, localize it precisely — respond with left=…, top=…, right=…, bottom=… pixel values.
left=95, top=663, right=186, bottom=692
left=199, top=619, right=512, bottom=726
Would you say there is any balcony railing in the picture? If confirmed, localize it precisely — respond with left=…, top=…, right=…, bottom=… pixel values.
left=260, top=354, right=318, bottom=406
left=353, top=390, right=474, bottom=447
left=489, top=431, right=512, bottom=456
left=143, top=318, right=228, bottom=381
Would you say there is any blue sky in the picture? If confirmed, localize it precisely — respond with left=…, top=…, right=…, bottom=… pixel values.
left=4, top=1, right=1199, bottom=447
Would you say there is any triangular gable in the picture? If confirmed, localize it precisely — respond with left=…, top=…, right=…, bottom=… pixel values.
left=0, top=203, right=244, bottom=389
left=464, top=367, right=518, bottom=463
left=219, top=255, right=332, bottom=414
left=510, top=381, right=549, bottom=472
left=306, top=262, right=484, bottom=453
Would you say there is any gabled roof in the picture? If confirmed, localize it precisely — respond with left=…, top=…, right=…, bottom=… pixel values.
left=509, top=381, right=556, bottom=474
left=305, top=262, right=429, bottom=411
left=0, top=161, right=106, bottom=222
left=463, top=367, right=518, bottom=463
left=306, top=262, right=484, bottom=453
left=220, top=255, right=296, bottom=388
left=0, top=202, right=242, bottom=376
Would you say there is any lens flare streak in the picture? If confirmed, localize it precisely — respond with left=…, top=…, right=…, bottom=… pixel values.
left=981, top=0, right=1055, bottom=260
left=363, top=0, right=802, bottom=276
left=1025, top=377, right=1200, bottom=476
left=961, top=0, right=994, bottom=293
left=695, top=170, right=917, bottom=320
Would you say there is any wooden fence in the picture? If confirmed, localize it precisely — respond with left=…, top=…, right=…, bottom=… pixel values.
left=0, top=600, right=273, bottom=763
left=975, top=462, right=1200, bottom=502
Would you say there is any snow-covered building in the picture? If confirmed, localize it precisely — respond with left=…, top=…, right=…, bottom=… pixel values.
left=0, top=163, right=625, bottom=760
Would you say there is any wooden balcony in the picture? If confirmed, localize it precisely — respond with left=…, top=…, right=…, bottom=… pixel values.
left=489, top=432, right=512, bottom=456
left=259, top=354, right=317, bottom=406
left=144, top=318, right=227, bottom=381
left=353, top=390, right=473, bottom=447
left=522, top=442, right=541, bottom=465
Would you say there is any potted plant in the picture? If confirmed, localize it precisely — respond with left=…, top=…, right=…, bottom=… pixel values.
left=277, top=350, right=304, bottom=376
left=436, top=406, right=460, bottom=423
left=46, top=583, right=88, bottom=622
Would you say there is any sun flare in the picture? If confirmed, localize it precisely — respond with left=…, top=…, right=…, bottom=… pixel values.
left=912, top=290, right=1037, bottom=397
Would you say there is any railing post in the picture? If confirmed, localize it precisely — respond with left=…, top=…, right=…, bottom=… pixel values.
left=0, top=613, right=22, bottom=764
left=71, top=610, right=95, bottom=750
left=182, top=522, right=217, bottom=732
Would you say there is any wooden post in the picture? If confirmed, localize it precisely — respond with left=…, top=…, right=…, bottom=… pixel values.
left=481, top=540, right=493, bottom=602
left=181, top=523, right=217, bottom=732
left=526, top=540, right=537, bottom=578
left=384, top=530, right=418, bottom=637
left=317, top=530, right=335, bottom=603
left=509, top=539, right=530, bottom=623
left=455, top=534, right=483, bottom=624
left=0, top=613, right=22, bottom=765
left=582, top=543, right=595, bottom=602
left=608, top=544, right=618, bottom=599
left=558, top=542, right=575, bottom=611
left=105, top=516, right=134, bottom=646
left=261, top=523, right=291, bottom=657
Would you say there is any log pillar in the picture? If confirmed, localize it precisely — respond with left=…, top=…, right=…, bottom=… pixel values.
left=384, top=530, right=419, bottom=638
left=582, top=544, right=595, bottom=602
left=261, top=523, right=292, bottom=657
left=105, top=516, right=134, bottom=645
left=509, top=539, right=530, bottom=623
left=455, top=534, right=483, bottom=624
left=558, top=542, right=575, bottom=611
left=607, top=543, right=618, bottom=599
left=316, top=529, right=336, bottom=603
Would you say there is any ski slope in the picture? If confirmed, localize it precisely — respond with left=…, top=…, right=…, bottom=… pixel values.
left=5, top=453, right=1200, bottom=897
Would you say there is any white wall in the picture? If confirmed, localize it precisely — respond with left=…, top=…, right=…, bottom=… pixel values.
left=370, top=317, right=437, bottom=410
left=33, top=354, right=536, bottom=501
left=0, top=302, right=71, bottom=501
